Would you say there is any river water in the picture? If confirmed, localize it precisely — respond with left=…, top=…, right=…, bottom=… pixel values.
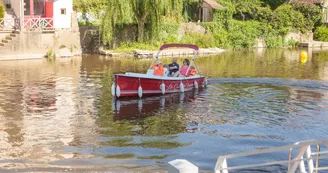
left=0, top=49, right=328, bottom=172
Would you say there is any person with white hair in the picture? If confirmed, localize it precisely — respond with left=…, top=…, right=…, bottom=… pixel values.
left=152, top=61, right=164, bottom=76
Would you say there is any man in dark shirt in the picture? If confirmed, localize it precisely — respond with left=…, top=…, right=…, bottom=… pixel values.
left=167, top=58, right=179, bottom=77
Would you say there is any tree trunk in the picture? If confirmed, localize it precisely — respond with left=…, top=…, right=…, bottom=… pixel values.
left=137, top=12, right=148, bottom=42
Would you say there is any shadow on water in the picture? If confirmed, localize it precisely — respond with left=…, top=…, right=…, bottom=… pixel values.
left=112, top=89, right=202, bottom=120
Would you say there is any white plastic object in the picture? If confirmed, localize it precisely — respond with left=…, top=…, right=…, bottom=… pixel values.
left=160, top=83, right=165, bottom=94
left=138, top=86, right=143, bottom=98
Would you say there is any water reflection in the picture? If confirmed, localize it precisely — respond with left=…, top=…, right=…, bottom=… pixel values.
left=112, top=90, right=201, bottom=120
left=97, top=79, right=201, bottom=149
left=0, top=49, right=328, bottom=172
left=0, top=58, right=100, bottom=165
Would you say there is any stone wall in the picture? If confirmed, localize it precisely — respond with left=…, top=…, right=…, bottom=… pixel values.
left=284, top=32, right=313, bottom=42
left=0, top=30, right=82, bottom=58
left=79, top=24, right=138, bottom=53
left=79, top=27, right=100, bottom=53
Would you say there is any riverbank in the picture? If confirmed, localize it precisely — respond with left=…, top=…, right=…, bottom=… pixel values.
left=98, top=47, right=225, bottom=58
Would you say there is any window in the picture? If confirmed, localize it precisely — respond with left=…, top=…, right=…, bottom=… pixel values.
left=60, top=8, right=66, bottom=15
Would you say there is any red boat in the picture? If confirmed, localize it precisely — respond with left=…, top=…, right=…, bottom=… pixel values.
left=111, top=44, right=207, bottom=98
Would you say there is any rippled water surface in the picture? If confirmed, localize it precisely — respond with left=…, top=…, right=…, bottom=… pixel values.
left=0, top=49, right=328, bottom=172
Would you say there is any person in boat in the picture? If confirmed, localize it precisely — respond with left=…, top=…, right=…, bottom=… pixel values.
left=174, top=59, right=190, bottom=77
left=188, top=66, right=197, bottom=76
left=167, top=57, right=180, bottom=77
left=152, top=61, right=164, bottom=76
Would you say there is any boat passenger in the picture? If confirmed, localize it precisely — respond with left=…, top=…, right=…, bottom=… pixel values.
left=174, top=59, right=190, bottom=77
left=188, top=66, right=197, bottom=76
left=152, top=61, right=164, bottom=76
left=167, top=57, right=180, bottom=77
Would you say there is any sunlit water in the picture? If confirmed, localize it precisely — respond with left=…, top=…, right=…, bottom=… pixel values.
left=0, top=49, right=328, bottom=172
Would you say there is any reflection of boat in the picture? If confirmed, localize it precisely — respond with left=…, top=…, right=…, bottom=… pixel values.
left=112, top=89, right=202, bottom=120
left=112, top=44, right=207, bottom=98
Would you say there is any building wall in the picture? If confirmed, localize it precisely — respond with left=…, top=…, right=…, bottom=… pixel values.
left=201, top=2, right=213, bottom=22
left=53, top=0, right=72, bottom=28
left=10, top=0, right=21, bottom=18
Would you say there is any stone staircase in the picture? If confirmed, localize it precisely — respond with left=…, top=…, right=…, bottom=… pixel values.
left=0, top=5, right=19, bottom=50
left=0, top=31, right=19, bottom=47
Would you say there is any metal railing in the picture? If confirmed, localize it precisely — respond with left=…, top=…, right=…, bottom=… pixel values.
left=24, top=18, right=54, bottom=29
left=0, top=18, right=20, bottom=30
left=215, top=140, right=328, bottom=173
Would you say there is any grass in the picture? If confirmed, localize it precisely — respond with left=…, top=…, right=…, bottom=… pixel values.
left=139, top=141, right=190, bottom=149
left=103, top=153, right=135, bottom=159
left=111, top=42, right=159, bottom=53
left=137, top=155, right=171, bottom=160
left=100, top=138, right=190, bottom=150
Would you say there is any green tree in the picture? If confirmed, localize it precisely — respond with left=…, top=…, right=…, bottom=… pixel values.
left=230, top=0, right=263, bottom=21
left=292, top=3, right=322, bottom=31
left=73, top=0, right=107, bottom=20
left=261, top=0, right=285, bottom=9
left=101, top=0, right=184, bottom=45
left=271, top=4, right=305, bottom=35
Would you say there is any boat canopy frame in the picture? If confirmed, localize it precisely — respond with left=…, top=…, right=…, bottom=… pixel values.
left=149, top=44, right=201, bottom=77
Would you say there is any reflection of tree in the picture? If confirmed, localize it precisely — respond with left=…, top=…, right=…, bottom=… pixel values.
left=312, top=51, right=328, bottom=80
left=196, top=49, right=327, bottom=80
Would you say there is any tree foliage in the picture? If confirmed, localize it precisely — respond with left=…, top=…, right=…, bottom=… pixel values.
left=261, top=0, right=285, bottom=9
left=271, top=5, right=305, bottom=35
left=100, top=0, right=184, bottom=45
left=217, top=0, right=263, bottom=20
left=314, top=26, right=328, bottom=41
left=73, top=0, right=107, bottom=19
left=0, top=2, right=4, bottom=19
left=292, top=3, right=322, bottom=31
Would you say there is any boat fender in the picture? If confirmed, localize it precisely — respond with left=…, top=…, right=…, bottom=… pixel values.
left=160, top=83, right=165, bottom=94
left=138, top=86, right=143, bottom=98
left=116, top=85, right=121, bottom=98
left=180, top=82, right=185, bottom=93
left=111, top=83, right=116, bottom=97
left=204, top=79, right=208, bottom=87
left=194, top=81, right=199, bottom=89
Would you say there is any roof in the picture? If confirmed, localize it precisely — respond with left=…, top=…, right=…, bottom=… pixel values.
left=203, top=0, right=225, bottom=9
left=288, top=0, right=323, bottom=4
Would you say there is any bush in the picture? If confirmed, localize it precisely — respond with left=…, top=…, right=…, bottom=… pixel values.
left=271, top=5, right=306, bottom=35
left=314, top=26, right=328, bottom=41
left=227, top=20, right=262, bottom=48
left=179, top=32, right=216, bottom=48
left=254, top=6, right=273, bottom=23
left=158, top=23, right=180, bottom=43
left=264, top=33, right=285, bottom=48
left=292, top=3, right=321, bottom=31
left=0, top=2, right=4, bottom=19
